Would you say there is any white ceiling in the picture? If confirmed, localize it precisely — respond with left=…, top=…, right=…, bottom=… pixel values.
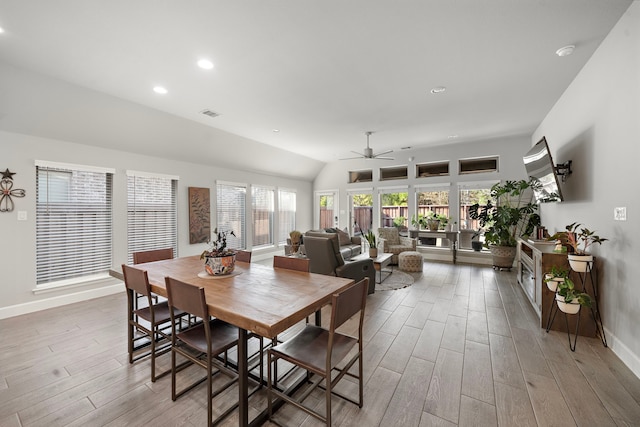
left=0, top=0, right=633, bottom=165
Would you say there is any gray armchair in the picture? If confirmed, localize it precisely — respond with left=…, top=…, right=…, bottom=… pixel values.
left=303, top=234, right=375, bottom=294
left=378, top=227, right=417, bottom=264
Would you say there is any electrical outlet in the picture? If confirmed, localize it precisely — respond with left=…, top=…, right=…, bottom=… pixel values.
left=17, top=211, right=27, bottom=221
left=614, top=207, right=627, bottom=221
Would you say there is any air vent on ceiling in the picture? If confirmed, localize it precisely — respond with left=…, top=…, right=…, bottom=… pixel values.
left=200, top=109, right=220, bottom=118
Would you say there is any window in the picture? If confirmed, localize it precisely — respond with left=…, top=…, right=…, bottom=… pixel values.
left=380, top=189, right=408, bottom=229
left=278, top=189, right=296, bottom=244
left=459, top=185, right=494, bottom=231
left=127, top=171, right=178, bottom=265
left=348, top=170, right=372, bottom=183
left=350, top=192, right=373, bottom=236
left=36, top=161, right=114, bottom=286
left=380, top=165, right=408, bottom=181
left=252, top=185, right=274, bottom=248
left=416, top=161, right=449, bottom=178
left=317, top=193, right=336, bottom=229
left=416, top=187, right=450, bottom=247
left=459, top=156, right=499, bottom=175
left=217, top=182, right=246, bottom=250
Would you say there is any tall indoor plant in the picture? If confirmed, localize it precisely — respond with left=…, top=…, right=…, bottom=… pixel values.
left=469, top=179, right=540, bottom=269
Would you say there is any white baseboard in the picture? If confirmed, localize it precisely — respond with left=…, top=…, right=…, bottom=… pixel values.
left=0, top=282, right=123, bottom=320
left=602, top=326, right=640, bottom=379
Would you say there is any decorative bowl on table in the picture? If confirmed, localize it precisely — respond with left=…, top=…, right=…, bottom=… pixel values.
left=204, top=253, right=236, bottom=276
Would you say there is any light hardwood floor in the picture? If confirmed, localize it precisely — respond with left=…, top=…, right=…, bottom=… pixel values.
left=1, top=261, right=640, bottom=426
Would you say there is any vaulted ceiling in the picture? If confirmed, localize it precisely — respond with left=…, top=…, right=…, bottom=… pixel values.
left=0, top=1, right=632, bottom=175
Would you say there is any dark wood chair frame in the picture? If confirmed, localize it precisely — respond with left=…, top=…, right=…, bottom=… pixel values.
left=122, top=264, right=188, bottom=382
left=267, top=278, right=368, bottom=426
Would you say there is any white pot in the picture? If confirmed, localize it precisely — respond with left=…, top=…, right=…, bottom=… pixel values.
left=568, top=254, right=593, bottom=272
left=556, top=294, right=581, bottom=314
left=545, top=274, right=563, bottom=292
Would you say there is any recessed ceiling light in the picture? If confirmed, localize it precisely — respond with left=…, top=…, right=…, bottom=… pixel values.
left=448, top=134, right=459, bottom=139
left=556, top=45, right=575, bottom=57
left=197, top=59, right=214, bottom=70
left=0, top=27, right=5, bottom=34
left=153, top=86, right=168, bottom=95
left=272, top=129, right=280, bottom=133
left=430, top=86, right=446, bottom=94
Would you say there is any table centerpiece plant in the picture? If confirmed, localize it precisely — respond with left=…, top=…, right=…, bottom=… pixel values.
left=200, top=228, right=237, bottom=275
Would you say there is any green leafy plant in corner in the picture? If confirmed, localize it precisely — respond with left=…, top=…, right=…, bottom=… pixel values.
left=468, top=179, right=540, bottom=248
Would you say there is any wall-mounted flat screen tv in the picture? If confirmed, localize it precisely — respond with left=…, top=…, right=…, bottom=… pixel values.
left=523, top=136, right=563, bottom=202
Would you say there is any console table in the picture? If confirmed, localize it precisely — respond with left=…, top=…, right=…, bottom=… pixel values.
left=417, top=230, right=459, bottom=263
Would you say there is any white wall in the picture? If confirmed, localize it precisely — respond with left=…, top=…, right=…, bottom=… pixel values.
left=0, top=131, right=313, bottom=317
left=534, top=2, right=640, bottom=376
left=314, top=134, right=532, bottom=230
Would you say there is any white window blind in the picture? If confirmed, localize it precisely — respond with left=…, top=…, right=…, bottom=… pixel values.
left=278, top=189, right=296, bottom=243
left=127, top=173, right=178, bottom=265
left=36, top=164, right=113, bottom=285
left=216, top=182, right=246, bottom=250
left=252, top=185, right=274, bottom=248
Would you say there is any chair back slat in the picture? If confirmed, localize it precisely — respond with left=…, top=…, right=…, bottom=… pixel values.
left=273, top=256, right=309, bottom=272
left=235, top=250, right=252, bottom=263
left=331, top=278, right=368, bottom=330
left=164, top=276, right=208, bottom=319
left=133, top=248, right=174, bottom=264
left=122, top=264, right=151, bottom=297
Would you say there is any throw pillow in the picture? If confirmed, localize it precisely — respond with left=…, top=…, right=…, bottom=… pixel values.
left=336, top=228, right=351, bottom=246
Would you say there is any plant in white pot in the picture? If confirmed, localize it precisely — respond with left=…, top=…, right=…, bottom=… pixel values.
left=200, top=228, right=237, bottom=275
left=543, top=265, right=569, bottom=292
left=364, top=230, right=378, bottom=258
left=468, top=179, right=541, bottom=270
left=555, top=277, right=592, bottom=314
left=551, top=222, right=608, bottom=272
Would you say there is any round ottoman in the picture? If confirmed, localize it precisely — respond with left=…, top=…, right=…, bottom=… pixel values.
left=398, top=251, right=423, bottom=272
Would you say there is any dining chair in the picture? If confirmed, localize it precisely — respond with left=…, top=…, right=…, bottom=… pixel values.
left=273, top=255, right=309, bottom=272
left=133, top=247, right=174, bottom=264
left=122, top=264, right=188, bottom=382
left=235, top=250, right=252, bottom=263
left=164, top=276, right=242, bottom=427
left=267, top=277, right=368, bottom=426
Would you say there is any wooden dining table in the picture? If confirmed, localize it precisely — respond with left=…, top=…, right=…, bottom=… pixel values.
left=123, top=255, right=354, bottom=427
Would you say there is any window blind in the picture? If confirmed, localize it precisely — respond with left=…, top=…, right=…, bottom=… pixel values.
left=278, top=189, right=296, bottom=244
left=216, top=182, right=246, bottom=250
left=252, top=185, right=274, bottom=248
left=36, top=165, right=113, bottom=285
left=127, top=174, right=178, bottom=265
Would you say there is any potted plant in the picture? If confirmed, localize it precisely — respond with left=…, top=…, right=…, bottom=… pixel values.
left=471, top=229, right=484, bottom=252
left=200, top=228, right=237, bottom=275
left=364, top=230, right=378, bottom=258
left=543, top=265, right=569, bottom=292
left=410, top=214, right=428, bottom=238
left=469, top=179, right=540, bottom=269
left=555, top=277, right=592, bottom=314
left=289, top=230, right=303, bottom=254
left=551, top=222, right=607, bottom=272
left=437, top=214, right=450, bottom=231
left=424, top=211, right=440, bottom=231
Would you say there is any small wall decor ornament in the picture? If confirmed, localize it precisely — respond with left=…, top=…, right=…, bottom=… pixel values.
left=0, top=168, right=26, bottom=212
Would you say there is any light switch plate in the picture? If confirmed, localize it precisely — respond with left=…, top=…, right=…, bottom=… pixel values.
left=17, top=211, right=27, bottom=221
left=614, top=207, right=627, bottom=221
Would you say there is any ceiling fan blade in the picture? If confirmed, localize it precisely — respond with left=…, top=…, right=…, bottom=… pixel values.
left=375, top=156, right=395, bottom=160
left=374, top=150, right=393, bottom=157
left=339, top=155, right=366, bottom=160
left=350, top=151, right=364, bottom=156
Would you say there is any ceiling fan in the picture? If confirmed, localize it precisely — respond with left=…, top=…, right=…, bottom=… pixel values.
left=340, top=131, right=394, bottom=160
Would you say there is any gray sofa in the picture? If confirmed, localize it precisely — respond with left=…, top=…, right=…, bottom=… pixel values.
left=304, top=229, right=362, bottom=260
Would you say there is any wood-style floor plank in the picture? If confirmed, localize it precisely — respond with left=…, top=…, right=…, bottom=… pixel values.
left=1, top=259, right=639, bottom=426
